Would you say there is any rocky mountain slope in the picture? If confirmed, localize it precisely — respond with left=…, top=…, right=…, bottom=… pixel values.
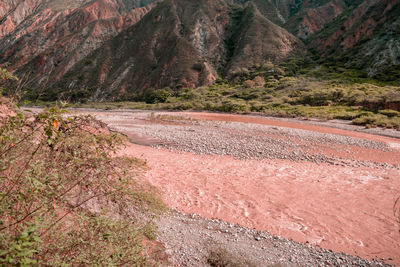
left=30, top=0, right=305, bottom=100
left=225, top=3, right=304, bottom=78
left=308, top=0, right=400, bottom=76
left=283, top=0, right=349, bottom=39
left=57, top=0, right=232, bottom=99
left=0, top=0, right=399, bottom=101
left=0, top=0, right=157, bottom=88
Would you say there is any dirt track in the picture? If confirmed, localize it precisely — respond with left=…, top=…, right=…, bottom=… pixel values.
left=63, top=109, right=400, bottom=264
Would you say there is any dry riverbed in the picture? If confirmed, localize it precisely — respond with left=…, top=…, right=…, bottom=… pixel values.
left=27, top=108, right=400, bottom=266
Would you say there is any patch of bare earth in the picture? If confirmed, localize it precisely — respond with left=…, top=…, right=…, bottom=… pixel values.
left=59, top=109, right=400, bottom=265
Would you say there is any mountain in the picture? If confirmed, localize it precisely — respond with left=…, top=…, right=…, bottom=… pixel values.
left=308, top=0, right=400, bottom=76
left=283, top=0, right=349, bottom=39
left=225, top=3, right=304, bottom=78
left=55, top=0, right=304, bottom=100
left=1, top=0, right=303, bottom=100
left=0, top=0, right=399, bottom=101
left=0, top=0, right=156, bottom=87
left=55, top=0, right=232, bottom=100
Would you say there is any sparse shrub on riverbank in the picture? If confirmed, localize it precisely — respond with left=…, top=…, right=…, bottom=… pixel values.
left=0, top=67, right=165, bottom=265
left=0, top=103, right=166, bottom=265
left=59, top=76, right=400, bottom=129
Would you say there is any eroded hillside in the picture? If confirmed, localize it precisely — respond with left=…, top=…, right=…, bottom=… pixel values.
left=0, top=0, right=399, bottom=101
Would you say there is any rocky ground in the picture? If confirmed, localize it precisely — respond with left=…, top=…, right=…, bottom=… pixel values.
left=128, top=114, right=397, bottom=170
left=157, top=210, right=390, bottom=266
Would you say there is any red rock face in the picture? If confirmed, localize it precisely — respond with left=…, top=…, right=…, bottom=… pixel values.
left=339, top=0, right=400, bottom=49
left=297, top=0, right=346, bottom=39
left=0, top=0, right=156, bottom=86
left=311, top=0, right=400, bottom=51
left=281, top=0, right=348, bottom=38
left=385, top=102, right=400, bottom=111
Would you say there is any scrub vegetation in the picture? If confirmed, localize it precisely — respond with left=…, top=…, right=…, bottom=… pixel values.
left=0, top=68, right=165, bottom=265
left=46, top=59, right=400, bottom=129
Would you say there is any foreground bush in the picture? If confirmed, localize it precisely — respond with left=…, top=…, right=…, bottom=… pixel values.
left=0, top=102, right=164, bottom=265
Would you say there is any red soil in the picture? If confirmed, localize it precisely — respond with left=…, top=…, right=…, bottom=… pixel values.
left=118, top=113, right=400, bottom=263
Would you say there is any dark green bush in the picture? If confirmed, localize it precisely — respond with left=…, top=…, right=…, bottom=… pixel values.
left=217, top=99, right=248, bottom=112
left=144, top=88, right=171, bottom=104
left=378, top=109, right=400, bottom=117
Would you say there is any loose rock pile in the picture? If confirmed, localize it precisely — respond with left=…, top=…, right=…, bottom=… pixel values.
left=130, top=118, right=397, bottom=170
left=157, top=211, right=390, bottom=266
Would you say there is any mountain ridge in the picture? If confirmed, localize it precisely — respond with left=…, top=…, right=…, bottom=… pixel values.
left=0, top=0, right=399, bottom=101
left=45, top=0, right=304, bottom=100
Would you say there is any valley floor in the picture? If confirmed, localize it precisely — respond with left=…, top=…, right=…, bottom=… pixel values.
left=33, top=108, right=400, bottom=265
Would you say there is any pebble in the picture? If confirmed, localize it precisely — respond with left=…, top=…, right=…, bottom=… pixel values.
left=127, top=117, right=397, bottom=170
